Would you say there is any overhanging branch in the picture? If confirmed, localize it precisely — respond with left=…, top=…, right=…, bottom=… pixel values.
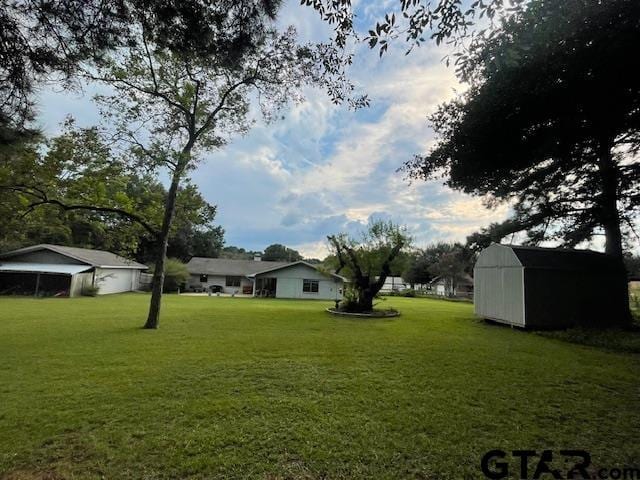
left=1, top=185, right=159, bottom=237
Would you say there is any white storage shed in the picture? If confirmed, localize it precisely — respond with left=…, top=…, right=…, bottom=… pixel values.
left=474, top=243, right=626, bottom=329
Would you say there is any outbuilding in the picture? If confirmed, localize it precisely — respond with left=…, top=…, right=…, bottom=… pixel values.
left=474, top=243, right=626, bottom=329
left=0, top=244, right=147, bottom=297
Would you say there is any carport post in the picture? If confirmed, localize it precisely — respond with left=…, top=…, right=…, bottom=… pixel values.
left=34, top=272, right=40, bottom=297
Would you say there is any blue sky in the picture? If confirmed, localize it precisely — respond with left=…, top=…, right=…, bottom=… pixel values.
left=35, top=0, right=509, bottom=258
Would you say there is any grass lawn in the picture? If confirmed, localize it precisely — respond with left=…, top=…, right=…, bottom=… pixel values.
left=0, top=294, right=639, bottom=479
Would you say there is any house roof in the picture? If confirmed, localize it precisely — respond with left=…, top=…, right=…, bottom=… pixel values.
left=186, top=257, right=290, bottom=277
left=430, top=273, right=473, bottom=286
left=248, top=261, right=346, bottom=281
left=508, top=244, right=623, bottom=271
left=0, top=244, right=147, bottom=269
left=0, top=262, right=93, bottom=275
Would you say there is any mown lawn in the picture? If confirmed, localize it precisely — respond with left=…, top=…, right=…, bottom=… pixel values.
left=0, top=294, right=638, bottom=479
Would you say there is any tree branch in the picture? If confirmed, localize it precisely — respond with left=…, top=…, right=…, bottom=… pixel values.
left=0, top=184, right=159, bottom=237
left=194, top=75, right=257, bottom=140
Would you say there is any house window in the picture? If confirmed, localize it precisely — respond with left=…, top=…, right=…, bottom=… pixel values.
left=200, top=274, right=208, bottom=283
left=226, top=276, right=241, bottom=287
left=303, top=279, right=319, bottom=293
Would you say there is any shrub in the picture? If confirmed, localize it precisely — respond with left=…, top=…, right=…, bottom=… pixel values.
left=385, top=288, right=416, bottom=297
left=82, top=285, right=100, bottom=297
left=339, top=286, right=361, bottom=312
left=152, top=258, right=189, bottom=292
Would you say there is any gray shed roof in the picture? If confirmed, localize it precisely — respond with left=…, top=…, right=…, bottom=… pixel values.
left=0, top=244, right=147, bottom=269
left=481, top=244, right=623, bottom=272
left=187, top=257, right=290, bottom=276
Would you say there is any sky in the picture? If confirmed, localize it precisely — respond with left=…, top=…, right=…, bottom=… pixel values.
left=35, top=0, right=509, bottom=259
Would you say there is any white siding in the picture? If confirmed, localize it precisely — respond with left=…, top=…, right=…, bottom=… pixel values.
left=187, top=274, right=253, bottom=294
left=94, top=268, right=140, bottom=294
left=475, top=243, right=522, bottom=268
left=256, top=264, right=343, bottom=300
left=474, top=244, right=525, bottom=327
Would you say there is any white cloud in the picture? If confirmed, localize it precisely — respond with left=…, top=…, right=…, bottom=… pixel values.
left=32, top=0, right=511, bottom=255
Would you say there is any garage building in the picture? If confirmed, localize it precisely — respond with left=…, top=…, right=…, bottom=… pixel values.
left=0, top=244, right=147, bottom=297
left=474, top=243, right=627, bottom=329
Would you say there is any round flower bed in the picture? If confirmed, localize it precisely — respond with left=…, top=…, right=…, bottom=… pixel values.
left=325, top=308, right=400, bottom=318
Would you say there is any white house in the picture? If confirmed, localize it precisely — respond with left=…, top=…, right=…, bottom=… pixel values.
left=0, top=244, right=147, bottom=297
left=186, top=257, right=344, bottom=300
left=250, top=261, right=344, bottom=300
left=379, top=276, right=409, bottom=293
left=186, top=256, right=289, bottom=294
left=429, top=274, right=474, bottom=298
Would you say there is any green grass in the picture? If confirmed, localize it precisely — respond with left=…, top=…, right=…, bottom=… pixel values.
left=537, top=325, right=640, bottom=353
left=0, top=294, right=639, bottom=479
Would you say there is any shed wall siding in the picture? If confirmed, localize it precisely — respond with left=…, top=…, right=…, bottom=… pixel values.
left=475, top=244, right=522, bottom=268
left=474, top=266, right=525, bottom=326
left=95, top=268, right=139, bottom=294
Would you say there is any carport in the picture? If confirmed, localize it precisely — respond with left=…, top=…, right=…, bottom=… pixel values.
left=0, top=263, right=93, bottom=297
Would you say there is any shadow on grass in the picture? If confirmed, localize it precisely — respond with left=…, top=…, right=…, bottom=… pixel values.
left=535, top=324, right=640, bottom=354
left=480, top=316, right=640, bottom=354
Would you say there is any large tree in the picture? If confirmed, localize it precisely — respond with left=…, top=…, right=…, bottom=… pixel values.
left=303, top=0, right=523, bottom=58
left=86, top=9, right=365, bottom=328
left=0, top=0, right=294, bottom=144
left=219, top=246, right=262, bottom=260
left=425, top=243, right=473, bottom=297
left=2, top=0, right=522, bottom=147
left=327, top=221, right=410, bottom=312
left=403, top=242, right=474, bottom=288
left=402, top=0, right=640, bottom=323
left=262, top=244, right=303, bottom=262
left=0, top=126, right=223, bottom=261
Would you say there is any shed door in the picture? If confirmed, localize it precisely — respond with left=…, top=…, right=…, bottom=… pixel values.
left=474, top=267, right=524, bottom=327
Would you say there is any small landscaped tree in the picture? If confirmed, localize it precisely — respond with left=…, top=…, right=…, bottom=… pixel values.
left=151, top=258, right=189, bottom=293
left=327, top=221, right=410, bottom=312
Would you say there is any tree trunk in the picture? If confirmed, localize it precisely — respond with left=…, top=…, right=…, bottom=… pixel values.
left=358, top=287, right=375, bottom=312
left=143, top=165, right=185, bottom=329
left=597, top=136, right=631, bottom=326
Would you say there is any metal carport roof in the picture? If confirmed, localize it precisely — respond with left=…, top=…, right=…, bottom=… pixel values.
left=0, top=263, right=93, bottom=275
